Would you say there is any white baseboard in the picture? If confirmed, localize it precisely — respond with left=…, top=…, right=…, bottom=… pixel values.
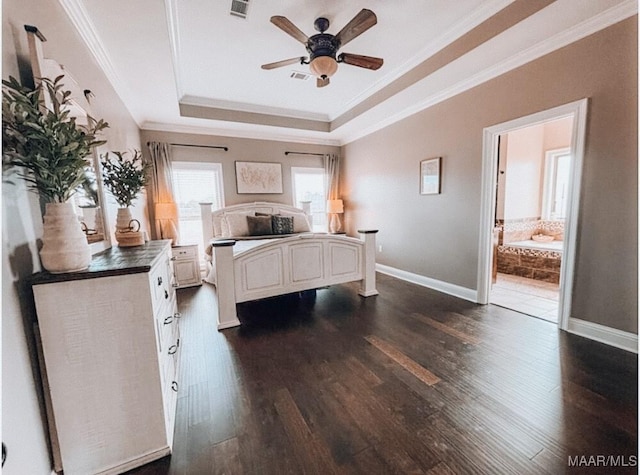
left=376, top=264, right=478, bottom=303
left=567, top=318, right=638, bottom=353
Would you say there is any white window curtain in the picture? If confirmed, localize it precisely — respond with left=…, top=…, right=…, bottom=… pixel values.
left=323, top=153, right=340, bottom=200
left=324, top=153, right=341, bottom=232
left=144, top=142, right=179, bottom=243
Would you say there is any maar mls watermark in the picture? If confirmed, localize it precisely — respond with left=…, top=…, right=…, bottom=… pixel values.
left=568, top=455, right=637, bottom=468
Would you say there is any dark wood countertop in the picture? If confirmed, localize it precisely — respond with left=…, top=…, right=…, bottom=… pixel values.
left=30, top=240, right=172, bottom=285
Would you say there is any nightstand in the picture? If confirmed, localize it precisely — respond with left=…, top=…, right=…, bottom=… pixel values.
left=171, top=244, right=202, bottom=289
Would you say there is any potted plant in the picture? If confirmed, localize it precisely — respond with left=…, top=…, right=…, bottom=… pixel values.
left=100, top=149, right=148, bottom=246
left=2, top=75, right=109, bottom=272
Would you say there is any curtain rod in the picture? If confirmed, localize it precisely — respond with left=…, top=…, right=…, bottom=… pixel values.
left=284, top=151, right=324, bottom=157
left=146, top=142, right=228, bottom=151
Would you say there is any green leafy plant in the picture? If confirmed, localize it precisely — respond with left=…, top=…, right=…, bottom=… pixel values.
left=2, top=75, right=109, bottom=203
left=100, top=149, right=148, bottom=207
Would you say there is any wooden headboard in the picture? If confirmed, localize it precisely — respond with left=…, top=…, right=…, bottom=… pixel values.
left=199, top=201, right=312, bottom=243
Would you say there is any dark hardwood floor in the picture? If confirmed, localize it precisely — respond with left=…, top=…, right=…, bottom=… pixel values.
left=128, top=274, right=637, bottom=474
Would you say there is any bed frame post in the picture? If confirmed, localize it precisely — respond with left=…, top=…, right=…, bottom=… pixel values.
left=211, top=240, right=241, bottom=330
left=199, top=202, right=214, bottom=244
left=358, top=230, right=379, bottom=297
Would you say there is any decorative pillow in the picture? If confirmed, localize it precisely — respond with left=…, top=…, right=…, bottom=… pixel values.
left=221, top=211, right=254, bottom=237
left=247, top=215, right=273, bottom=236
left=279, top=210, right=312, bottom=233
left=272, top=215, right=294, bottom=235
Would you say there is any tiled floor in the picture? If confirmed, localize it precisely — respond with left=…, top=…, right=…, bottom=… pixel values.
left=490, top=273, right=559, bottom=322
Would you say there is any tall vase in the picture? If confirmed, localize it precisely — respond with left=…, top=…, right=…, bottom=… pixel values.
left=115, top=207, right=145, bottom=247
left=40, top=202, right=92, bottom=273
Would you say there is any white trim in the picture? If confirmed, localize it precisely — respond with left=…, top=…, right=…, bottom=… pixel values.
left=339, top=0, right=636, bottom=145
left=181, top=95, right=330, bottom=123
left=56, top=0, right=141, bottom=123
left=376, top=264, right=477, bottom=303
left=140, top=121, right=340, bottom=147
left=477, top=98, right=589, bottom=333
left=567, top=318, right=638, bottom=354
left=558, top=100, right=588, bottom=330
left=331, top=0, right=515, bottom=121
left=61, top=0, right=635, bottom=145
left=164, top=0, right=183, bottom=100
left=95, top=447, right=171, bottom=475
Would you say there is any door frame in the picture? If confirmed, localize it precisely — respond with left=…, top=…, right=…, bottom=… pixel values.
left=476, top=99, right=589, bottom=330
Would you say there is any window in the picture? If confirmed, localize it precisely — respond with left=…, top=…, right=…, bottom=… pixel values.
left=171, top=162, right=224, bottom=263
left=291, top=167, right=326, bottom=231
left=541, top=148, right=571, bottom=220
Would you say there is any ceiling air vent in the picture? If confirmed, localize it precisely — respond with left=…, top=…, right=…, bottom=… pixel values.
left=230, top=0, right=249, bottom=19
left=290, top=71, right=311, bottom=81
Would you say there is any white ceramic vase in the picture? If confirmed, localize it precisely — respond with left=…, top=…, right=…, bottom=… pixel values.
left=40, top=202, right=92, bottom=273
left=115, top=207, right=145, bottom=247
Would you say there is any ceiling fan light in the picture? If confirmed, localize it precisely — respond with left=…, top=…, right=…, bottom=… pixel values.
left=309, top=56, right=338, bottom=78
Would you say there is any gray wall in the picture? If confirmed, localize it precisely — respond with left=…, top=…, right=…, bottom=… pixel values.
left=342, top=17, right=638, bottom=333
left=140, top=130, right=339, bottom=213
left=3, top=0, right=143, bottom=472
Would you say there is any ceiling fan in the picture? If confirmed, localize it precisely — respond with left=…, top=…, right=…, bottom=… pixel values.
left=261, top=9, right=383, bottom=88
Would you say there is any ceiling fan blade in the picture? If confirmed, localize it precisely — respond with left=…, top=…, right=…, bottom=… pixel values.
left=338, top=53, right=383, bottom=70
left=316, top=76, right=330, bottom=88
left=261, top=57, right=306, bottom=70
left=270, top=16, right=309, bottom=44
left=334, top=9, right=377, bottom=47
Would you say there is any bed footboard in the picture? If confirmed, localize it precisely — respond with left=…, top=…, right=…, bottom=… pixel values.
left=211, top=231, right=378, bottom=330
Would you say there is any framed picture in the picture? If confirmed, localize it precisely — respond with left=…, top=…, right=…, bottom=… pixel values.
left=420, top=157, right=442, bottom=195
left=235, top=161, right=283, bottom=194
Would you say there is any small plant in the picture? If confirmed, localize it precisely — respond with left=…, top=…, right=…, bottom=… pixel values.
left=100, top=149, right=148, bottom=207
left=2, top=75, right=109, bottom=203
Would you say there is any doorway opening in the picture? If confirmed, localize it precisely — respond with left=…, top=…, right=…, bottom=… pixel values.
left=477, top=99, right=588, bottom=331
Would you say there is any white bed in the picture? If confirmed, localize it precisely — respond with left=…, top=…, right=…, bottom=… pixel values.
left=199, top=202, right=378, bottom=330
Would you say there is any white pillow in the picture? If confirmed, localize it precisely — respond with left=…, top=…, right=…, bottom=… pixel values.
left=279, top=210, right=311, bottom=233
left=221, top=211, right=254, bottom=237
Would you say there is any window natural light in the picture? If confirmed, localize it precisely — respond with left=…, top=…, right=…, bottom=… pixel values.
left=171, top=162, right=224, bottom=264
left=542, top=148, right=571, bottom=220
left=291, top=167, right=326, bottom=231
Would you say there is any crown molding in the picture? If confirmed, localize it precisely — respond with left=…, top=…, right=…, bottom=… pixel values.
left=339, top=0, right=638, bottom=145
left=164, top=0, right=183, bottom=100
left=57, top=0, right=142, bottom=124
left=141, top=121, right=341, bottom=146
left=331, top=0, right=515, bottom=121
left=180, top=95, right=330, bottom=122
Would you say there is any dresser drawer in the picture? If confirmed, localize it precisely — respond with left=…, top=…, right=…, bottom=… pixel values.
left=172, top=245, right=198, bottom=260
left=150, top=252, right=174, bottom=313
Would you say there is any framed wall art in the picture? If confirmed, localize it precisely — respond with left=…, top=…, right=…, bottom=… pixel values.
left=235, top=161, right=283, bottom=194
left=420, top=157, right=442, bottom=195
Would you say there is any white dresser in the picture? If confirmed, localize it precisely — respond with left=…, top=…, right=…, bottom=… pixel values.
left=31, top=240, right=180, bottom=475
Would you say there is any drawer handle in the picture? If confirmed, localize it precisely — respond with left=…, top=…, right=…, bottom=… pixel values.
left=172, top=283, right=179, bottom=288
left=170, top=256, right=177, bottom=261
left=168, top=344, right=178, bottom=355
left=174, top=312, right=182, bottom=319
left=164, top=290, right=169, bottom=299
left=157, top=276, right=163, bottom=286
left=164, top=315, right=173, bottom=325
left=171, top=381, right=179, bottom=392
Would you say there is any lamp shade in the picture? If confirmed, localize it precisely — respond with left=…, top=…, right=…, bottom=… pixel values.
left=155, top=202, right=177, bottom=220
left=327, top=199, right=344, bottom=214
left=310, top=56, right=338, bottom=78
